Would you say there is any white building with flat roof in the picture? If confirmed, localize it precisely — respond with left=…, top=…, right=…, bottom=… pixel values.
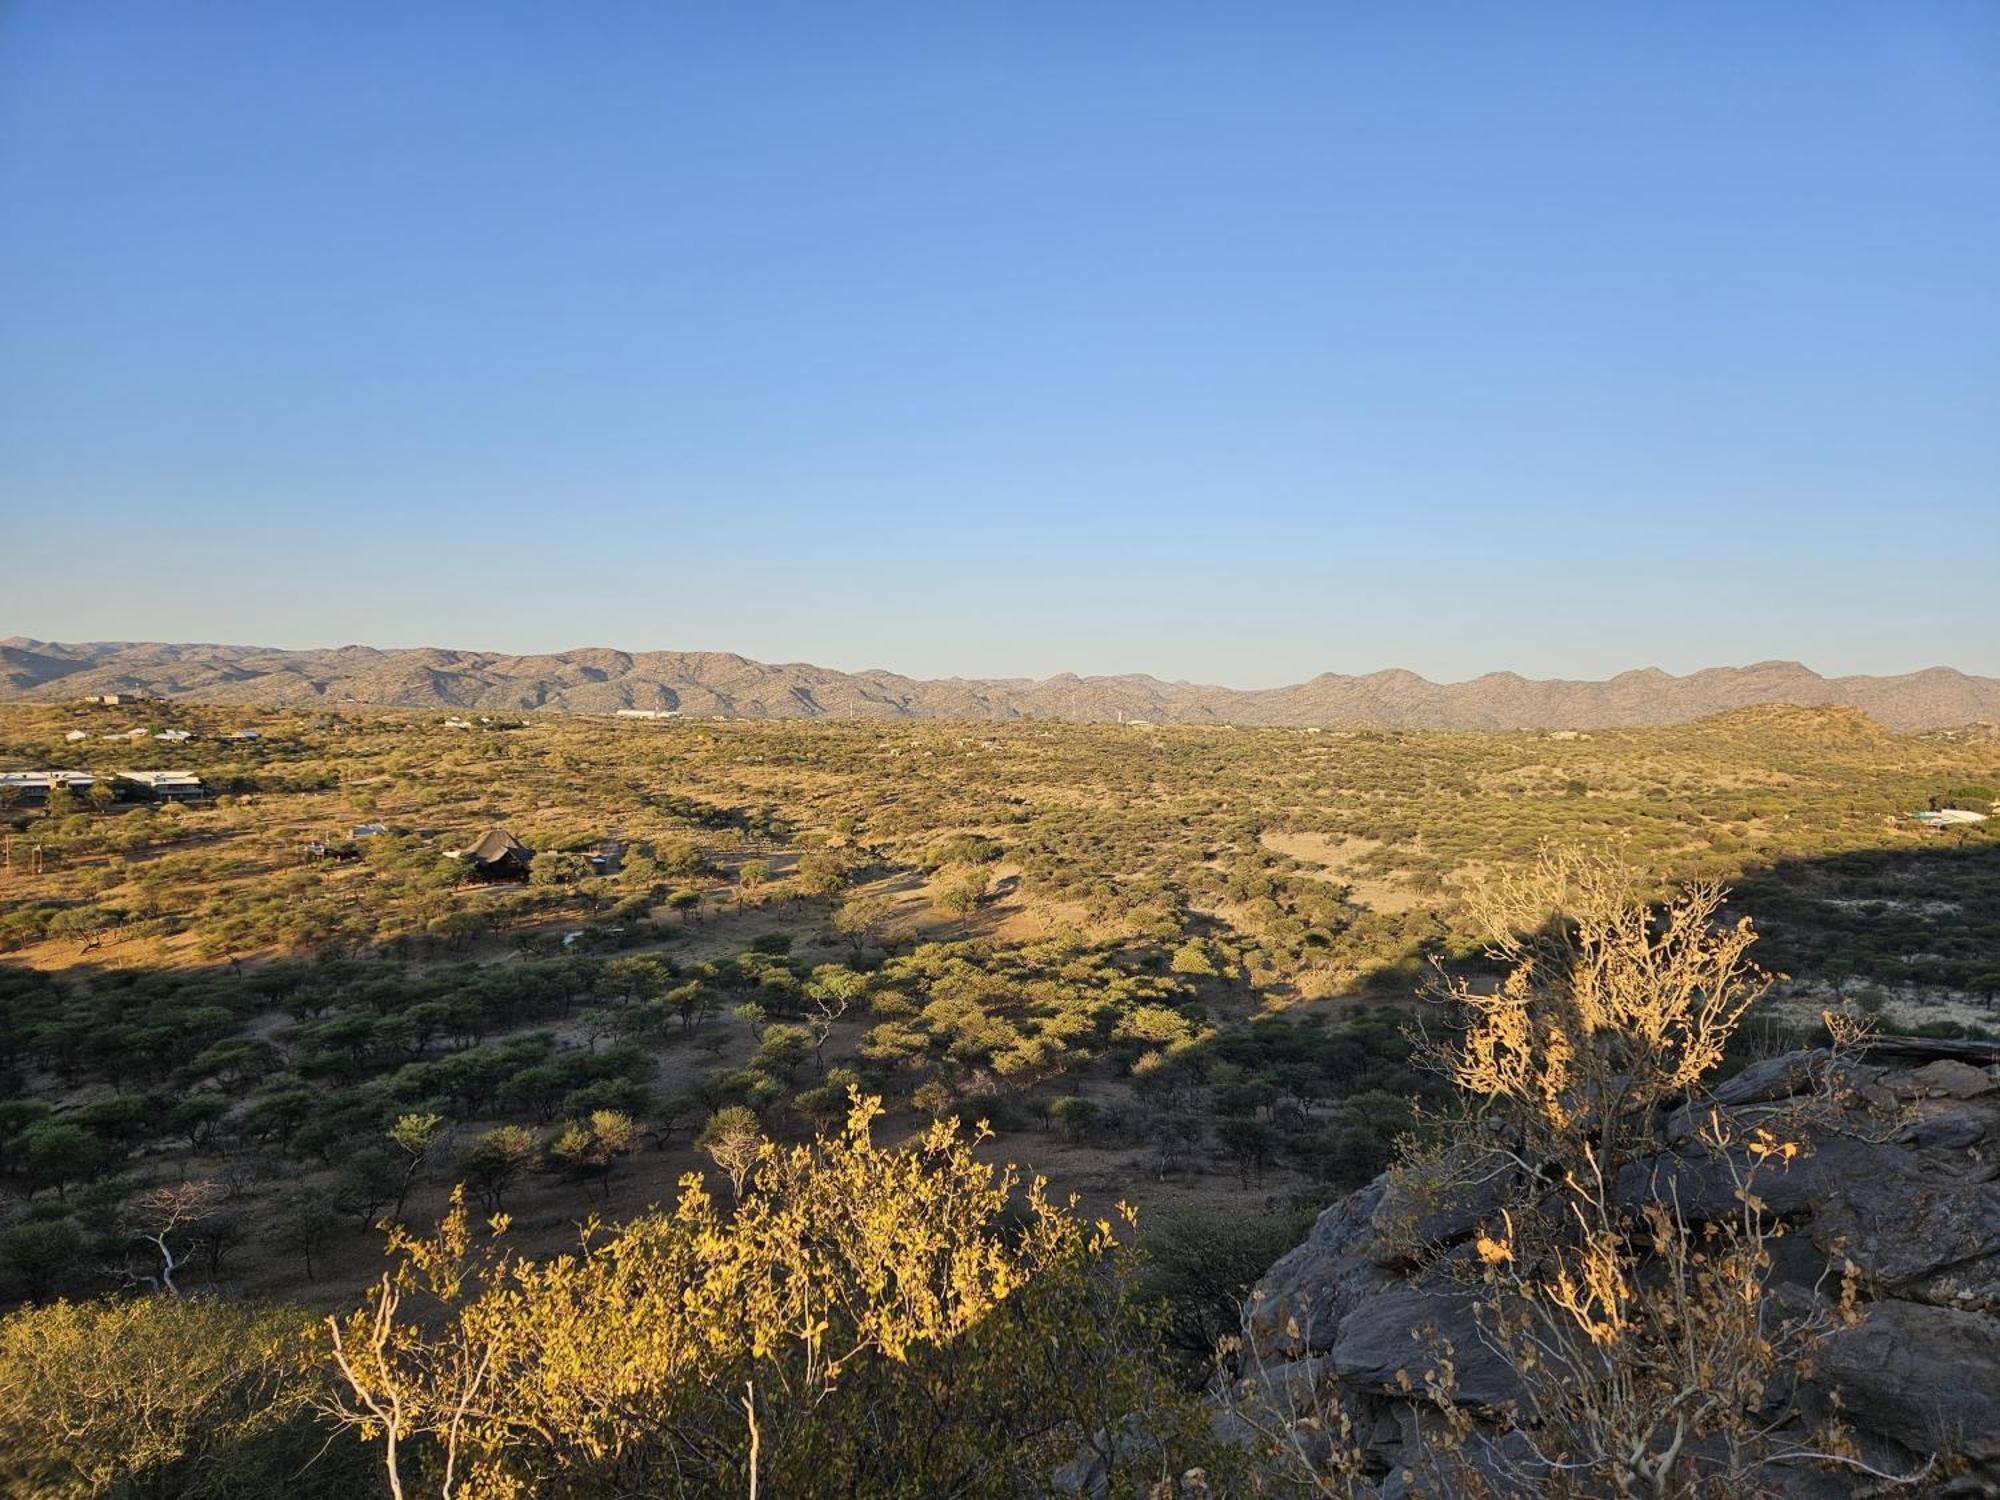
left=0, top=771, right=96, bottom=803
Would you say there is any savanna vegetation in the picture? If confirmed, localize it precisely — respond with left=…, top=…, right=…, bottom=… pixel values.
left=0, top=700, right=1994, bottom=1494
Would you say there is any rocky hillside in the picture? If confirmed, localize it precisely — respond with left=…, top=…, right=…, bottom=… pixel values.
left=4, top=639, right=1997, bottom=729
left=1231, top=1043, right=2000, bottom=1497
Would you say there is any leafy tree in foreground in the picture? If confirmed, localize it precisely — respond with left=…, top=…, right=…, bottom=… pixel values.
left=0, top=1295, right=366, bottom=1500
left=326, top=1093, right=1208, bottom=1498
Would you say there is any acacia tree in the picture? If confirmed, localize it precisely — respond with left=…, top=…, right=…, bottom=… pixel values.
left=803, top=964, right=865, bottom=1072
left=548, top=1110, right=638, bottom=1201
left=388, top=1113, right=446, bottom=1225
left=697, top=1105, right=764, bottom=1203
left=459, top=1126, right=538, bottom=1214
left=128, top=1179, right=225, bottom=1297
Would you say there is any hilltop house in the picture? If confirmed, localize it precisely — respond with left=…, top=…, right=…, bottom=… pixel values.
left=447, top=828, right=533, bottom=880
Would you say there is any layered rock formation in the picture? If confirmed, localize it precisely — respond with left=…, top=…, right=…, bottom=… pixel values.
left=1234, top=1046, right=2000, bottom=1497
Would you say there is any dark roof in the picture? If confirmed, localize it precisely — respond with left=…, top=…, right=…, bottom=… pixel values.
left=454, top=828, right=530, bottom=864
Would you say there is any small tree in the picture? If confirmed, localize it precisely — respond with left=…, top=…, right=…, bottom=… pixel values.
left=833, top=892, right=894, bottom=957
left=386, top=1112, right=445, bottom=1224
left=529, top=851, right=592, bottom=887
left=17, top=1121, right=113, bottom=1200
left=793, top=849, right=850, bottom=898
left=0, top=1219, right=85, bottom=1301
left=804, top=964, right=865, bottom=1071
left=128, top=1179, right=225, bottom=1296
left=697, top=1105, right=764, bottom=1202
left=268, top=1194, right=340, bottom=1281
left=458, top=1125, right=538, bottom=1213
left=752, top=1024, right=813, bottom=1085
left=547, top=1111, right=638, bottom=1201
left=1047, top=1095, right=1100, bottom=1143
left=333, top=1147, right=403, bottom=1232
left=933, top=870, right=987, bottom=916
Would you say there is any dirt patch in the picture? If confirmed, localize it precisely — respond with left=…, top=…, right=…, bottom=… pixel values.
left=1258, top=831, right=1428, bottom=914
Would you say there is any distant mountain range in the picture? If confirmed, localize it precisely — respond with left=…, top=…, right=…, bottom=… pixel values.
left=3, top=638, right=1996, bottom=730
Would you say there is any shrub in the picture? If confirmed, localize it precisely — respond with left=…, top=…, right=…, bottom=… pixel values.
left=0, top=1296, right=364, bottom=1499
left=324, top=1095, right=1209, bottom=1498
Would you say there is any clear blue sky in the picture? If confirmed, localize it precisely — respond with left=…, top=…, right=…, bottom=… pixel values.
left=2, top=2, right=1996, bottom=684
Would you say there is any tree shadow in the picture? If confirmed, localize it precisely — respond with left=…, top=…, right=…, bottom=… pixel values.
left=1732, top=837, right=2000, bottom=1004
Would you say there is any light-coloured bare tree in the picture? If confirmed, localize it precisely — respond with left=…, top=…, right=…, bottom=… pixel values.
left=128, top=1179, right=225, bottom=1297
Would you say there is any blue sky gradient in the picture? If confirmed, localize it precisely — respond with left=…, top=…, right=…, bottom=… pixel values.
left=2, top=2, right=1996, bottom=683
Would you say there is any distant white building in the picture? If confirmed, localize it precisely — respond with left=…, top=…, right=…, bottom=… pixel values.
left=1914, top=808, right=1989, bottom=827
left=64, top=730, right=88, bottom=743
left=154, top=729, right=194, bottom=743
left=615, top=708, right=680, bottom=720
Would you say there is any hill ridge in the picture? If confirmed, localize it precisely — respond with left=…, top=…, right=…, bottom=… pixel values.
left=2, top=638, right=1995, bottom=729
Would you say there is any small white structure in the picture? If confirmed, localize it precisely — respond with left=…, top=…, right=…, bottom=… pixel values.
left=100, top=728, right=148, bottom=742
left=154, top=729, right=194, bottom=743
left=443, top=717, right=474, bottom=730
left=614, top=708, right=680, bottom=720
left=64, top=730, right=88, bottom=743
left=1914, top=808, right=1989, bottom=827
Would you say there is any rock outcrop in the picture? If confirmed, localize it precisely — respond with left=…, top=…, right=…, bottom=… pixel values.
left=1234, top=1046, right=2000, bottom=1496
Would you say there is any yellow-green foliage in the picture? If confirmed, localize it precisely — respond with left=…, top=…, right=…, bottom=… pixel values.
left=326, top=1092, right=1206, bottom=1498
left=0, top=1295, right=361, bottom=1499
